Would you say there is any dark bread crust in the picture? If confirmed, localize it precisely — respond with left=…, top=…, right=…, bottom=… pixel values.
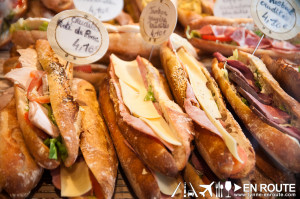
left=261, top=55, right=300, bottom=102
left=14, top=86, right=60, bottom=169
left=108, top=77, right=179, bottom=177
left=160, top=44, right=255, bottom=179
left=190, top=38, right=300, bottom=64
left=0, top=97, right=43, bottom=198
left=212, top=58, right=300, bottom=172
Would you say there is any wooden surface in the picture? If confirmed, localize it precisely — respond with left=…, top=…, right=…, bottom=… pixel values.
left=0, top=51, right=135, bottom=199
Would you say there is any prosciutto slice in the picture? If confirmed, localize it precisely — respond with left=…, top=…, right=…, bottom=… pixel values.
left=238, top=87, right=290, bottom=124
left=271, top=40, right=299, bottom=51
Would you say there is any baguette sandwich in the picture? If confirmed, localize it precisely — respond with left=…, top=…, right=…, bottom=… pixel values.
left=5, top=40, right=80, bottom=169
left=187, top=23, right=300, bottom=63
left=99, top=54, right=190, bottom=198
left=100, top=78, right=184, bottom=199
left=212, top=50, right=300, bottom=172
left=50, top=78, right=118, bottom=198
left=160, top=42, right=255, bottom=179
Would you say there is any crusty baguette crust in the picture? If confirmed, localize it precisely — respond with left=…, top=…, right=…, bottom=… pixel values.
left=189, top=16, right=253, bottom=29
left=237, top=51, right=300, bottom=129
left=74, top=78, right=118, bottom=199
left=12, top=30, right=47, bottom=49
left=41, top=0, right=74, bottom=13
left=108, top=77, right=179, bottom=177
left=190, top=38, right=300, bottom=64
left=178, top=9, right=202, bottom=28
left=212, top=58, right=300, bottom=172
left=99, top=79, right=161, bottom=199
left=36, top=39, right=80, bottom=167
left=183, top=163, right=218, bottom=199
left=261, top=55, right=300, bottom=102
left=14, top=86, right=60, bottom=169
left=160, top=44, right=255, bottom=179
left=0, top=97, right=43, bottom=198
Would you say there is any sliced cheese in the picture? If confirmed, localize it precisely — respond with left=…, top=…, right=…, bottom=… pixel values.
left=119, top=80, right=160, bottom=119
left=140, top=117, right=182, bottom=146
left=60, top=161, right=92, bottom=197
left=112, top=54, right=144, bottom=91
left=177, top=49, right=221, bottom=119
left=154, top=171, right=182, bottom=196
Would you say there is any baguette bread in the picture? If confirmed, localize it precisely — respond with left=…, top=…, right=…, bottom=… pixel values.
left=261, top=55, right=300, bottom=102
left=73, top=78, right=118, bottom=199
left=99, top=79, right=184, bottom=199
left=0, top=97, right=43, bottom=198
left=211, top=51, right=300, bottom=172
left=160, top=43, right=255, bottom=179
left=36, top=39, right=80, bottom=167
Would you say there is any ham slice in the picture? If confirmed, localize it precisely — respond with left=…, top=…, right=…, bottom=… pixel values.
left=5, top=67, right=35, bottom=90
left=183, top=83, right=222, bottom=138
left=28, top=101, right=59, bottom=138
left=244, top=32, right=271, bottom=48
left=238, top=87, right=290, bottom=124
left=230, top=28, right=247, bottom=47
left=198, top=25, right=235, bottom=37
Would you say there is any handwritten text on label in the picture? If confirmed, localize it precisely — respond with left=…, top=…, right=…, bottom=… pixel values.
left=56, top=17, right=101, bottom=57
left=73, top=0, right=123, bottom=21
left=47, top=10, right=109, bottom=64
left=140, top=0, right=177, bottom=45
left=214, top=0, right=252, bottom=18
left=256, top=0, right=296, bottom=33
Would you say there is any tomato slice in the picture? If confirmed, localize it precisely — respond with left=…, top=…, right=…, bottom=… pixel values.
left=231, top=146, right=248, bottom=175
left=202, top=34, right=232, bottom=42
left=27, top=71, right=49, bottom=103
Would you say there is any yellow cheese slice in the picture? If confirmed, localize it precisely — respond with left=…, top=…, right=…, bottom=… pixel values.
left=119, top=80, right=160, bottom=119
left=60, top=161, right=92, bottom=197
left=177, top=49, right=221, bottom=119
left=140, top=117, right=182, bottom=146
left=112, top=54, right=144, bottom=91
left=154, top=171, right=182, bottom=195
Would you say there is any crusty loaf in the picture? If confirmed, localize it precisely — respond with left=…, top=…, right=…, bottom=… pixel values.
left=0, top=97, right=43, bottom=198
left=261, top=55, right=300, bottom=102
left=212, top=58, right=300, bottom=172
left=73, top=78, right=118, bottom=199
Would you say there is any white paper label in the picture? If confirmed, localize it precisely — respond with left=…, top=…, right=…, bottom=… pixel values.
left=139, top=0, right=177, bottom=45
left=47, top=10, right=109, bottom=64
left=73, top=0, right=123, bottom=21
left=214, top=0, right=252, bottom=18
left=251, top=0, right=300, bottom=40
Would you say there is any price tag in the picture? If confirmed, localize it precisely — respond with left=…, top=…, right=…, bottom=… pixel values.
left=214, top=0, right=252, bottom=18
left=251, top=0, right=300, bottom=40
left=139, top=0, right=177, bottom=45
left=47, top=10, right=109, bottom=64
left=73, top=0, right=123, bottom=21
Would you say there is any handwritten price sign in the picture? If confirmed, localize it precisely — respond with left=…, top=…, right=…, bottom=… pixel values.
left=139, top=0, right=177, bottom=45
left=73, top=0, right=123, bottom=21
left=214, top=0, right=252, bottom=18
left=251, top=0, right=300, bottom=40
left=47, top=10, right=109, bottom=64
